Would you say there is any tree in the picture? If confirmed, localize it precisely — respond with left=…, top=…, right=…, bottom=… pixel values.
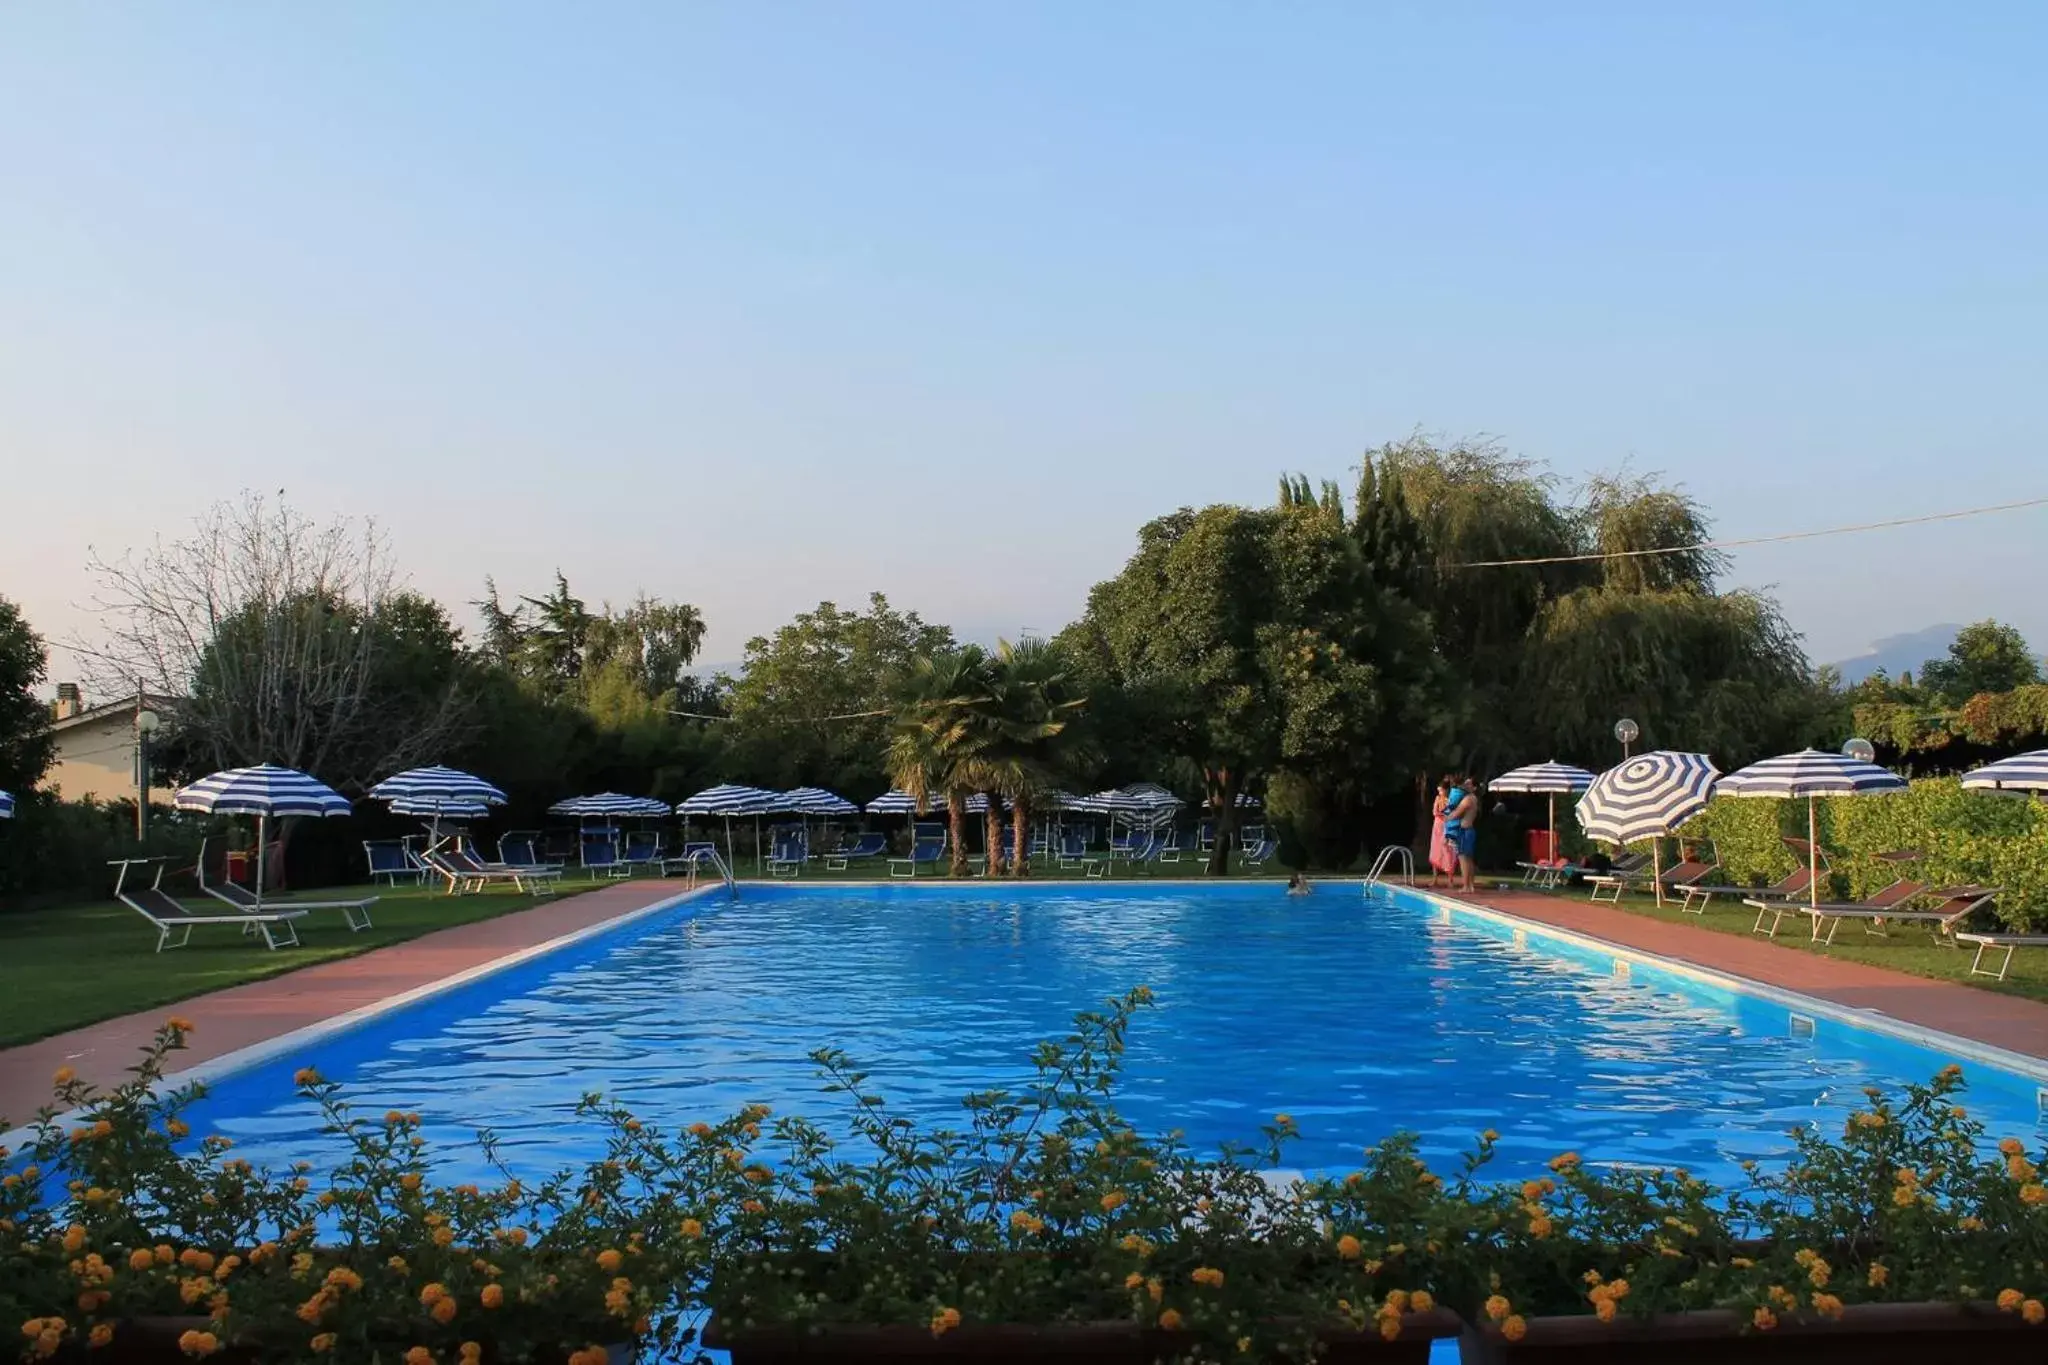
left=729, top=594, right=955, bottom=794
left=81, top=494, right=471, bottom=791
left=974, top=638, right=1088, bottom=879
left=0, top=597, right=56, bottom=798
left=887, top=647, right=991, bottom=877
left=1066, top=496, right=1449, bottom=872
left=1920, top=621, right=2042, bottom=705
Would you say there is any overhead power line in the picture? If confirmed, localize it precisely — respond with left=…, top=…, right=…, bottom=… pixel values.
left=1445, top=495, right=2048, bottom=570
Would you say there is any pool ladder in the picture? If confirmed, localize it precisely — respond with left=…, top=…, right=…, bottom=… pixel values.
left=1363, top=844, right=1415, bottom=903
left=685, top=847, right=739, bottom=901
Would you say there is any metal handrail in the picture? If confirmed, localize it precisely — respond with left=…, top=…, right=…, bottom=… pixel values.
left=684, top=846, right=739, bottom=900
left=1364, top=844, right=1416, bottom=891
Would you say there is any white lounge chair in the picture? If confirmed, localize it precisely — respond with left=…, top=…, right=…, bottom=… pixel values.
left=422, top=848, right=560, bottom=896
left=1958, top=931, right=2048, bottom=981
left=197, top=838, right=377, bottom=930
left=114, top=859, right=307, bottom=952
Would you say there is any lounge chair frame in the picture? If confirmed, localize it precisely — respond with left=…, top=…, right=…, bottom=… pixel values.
left=115, top=858, right=307, bottom=952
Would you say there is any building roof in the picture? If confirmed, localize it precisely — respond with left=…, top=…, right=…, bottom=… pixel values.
left=50, top=692, right=184, bottom=733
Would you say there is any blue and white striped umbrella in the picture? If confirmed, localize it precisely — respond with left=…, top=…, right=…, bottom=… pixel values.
left=1489, top=761, right=1597, bottom=794
left=1717, top=749, right=1907, bottom=799
left=549, top=793, right=657, bottom=818
left=389, top=796, right=490, bottom=820
left=1203, top=792, right=1262, bottom=809
left=1575, top=751, right=1719, bottom=846
left=675, top=784, right=778, bottom=816
left=776, top=786, right=859, bottom=816
left=175, top=765, right=351, bottom=818
left=865, top=789, right=933, bottom=815
left=174, top=764, right=349, bottom=903
left=368, top=765, right=507, bottom=810
left=675, top=783, right=780, bottom=874
left=1717, top=748, right=1907, bottom=909
left=1961, top=749, right=2048, bottom=797
left=1492, top=761, right=1597, bottom=861
left=0, top=789, right=13, bottom=819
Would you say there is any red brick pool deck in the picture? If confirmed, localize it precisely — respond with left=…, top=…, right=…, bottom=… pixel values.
left=0, top=880, right=688, bottom=1123
left=6, top=880, right=2047, bottom=1124
left=1442, top=887, right=2048, bottom=1061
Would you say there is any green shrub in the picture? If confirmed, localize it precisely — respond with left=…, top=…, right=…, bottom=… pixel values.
left=1690, top=779, right=2048, bottom=930
left=0, top=796, right=205, bottom=909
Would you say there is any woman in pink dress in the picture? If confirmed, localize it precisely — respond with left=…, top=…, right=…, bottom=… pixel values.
left=1427, top=775, right=1456, bottom=886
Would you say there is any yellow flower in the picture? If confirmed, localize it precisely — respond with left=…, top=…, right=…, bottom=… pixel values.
left=1812, top=1293, right=1844, bottom=1320
left=1594, top=1298, right=1616, bottom=1323
left=459, top=1346, right=482, bottom=1365
left=1411, top=1290, right=1435, bottom=1313
left=1125, top=1272, right=1145, bottom=1290
left=1275, top=1113, right=1294, bottom=1126
left=1528, top=1214, right=1553, bottom=1239
left=1147, top=1277, right=1163, bottom=1304
left=1336, top=1234, right=1362, bottom=1260
left=1481, top=1128, right=1500, bottom=1142
left=1378, top=1315, right=1402, bottom=1341
left=679, top=1218, right=703, bottom=1238
left=52, top=1067, right=76, bottom=1087
left=62, top=1225, right=87, bottom=1253
left=89, top=1324, right=114, bottom=1349
left=1100, top=1191, right=1127, bottom=1212
left=399, top=1173, right=422, bottom=1192
left=1191, top=1267, right=1225, bottom=1289
left=1867, top=1263, right=1889, bottom=1287
left=167, top=1016, right=195, bottom=1033
left=688, top=1122, right=712, bottom=1137
left=1892, top=1185, right=1917, bottom=1208
left=177, top=1330, right=219, bottom=1358
left=1999, top=1289, right=2024, bottom=1312
left=929, top=1306, right=962, bottom=1337
left=293, top=1068, right=321, bottom=1087
left=1158, top=1309, right=1185, bottom=1331
left=1485, top=1295, right=1511, bottom=1323
left=1501, top=1316, right=1527, bottom=1342
left=742, top=1199, right=765, bottom=1214
left=420, top=1283, right=449, bottom=1305
left=129, top=1249, right=155, bottom=1272
left=1753, top=1307, right=1777, bottom=1332
left=1806, top=1260, right=1831, bottom=1288
left=1237, top=1337, right=1253, bottom=1354
left=2024, top=1300, right=2045, bottom=1325
left=431, top=1297, right=458, bottom=1324
left=596, top=1249, right=623, bottom=1273
left=2023, top=1183, right=2048, bottom=1206
left=167, top=1119, right=189, bottom=1139
left=480, top=1285, right=504, bottom=1309
left=1548, top=1152, right=1580, bottom=1172
left=323, top=1267, right=361, bottom=1292
left=1010, top=1210, right=1043, bottom=1234
left=405, top=1349, right=433, bottom=1365
left=2000, top=1137, right=2026, bottom=1157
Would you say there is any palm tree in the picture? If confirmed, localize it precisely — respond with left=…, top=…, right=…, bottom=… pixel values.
left=978, top=639, right=1087, bottom=879
left=887, top=647, right=991, bottom=878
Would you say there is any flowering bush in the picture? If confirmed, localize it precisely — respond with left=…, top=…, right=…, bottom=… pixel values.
left=4, top=998, right=2048, bottom=1362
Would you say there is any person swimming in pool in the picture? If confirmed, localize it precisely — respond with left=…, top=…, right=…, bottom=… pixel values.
left=1286, top=872, right=1311, bottom=896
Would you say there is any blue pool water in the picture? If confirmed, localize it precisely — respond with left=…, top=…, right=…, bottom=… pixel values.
left=187, top=882, right=2047, bottom=1186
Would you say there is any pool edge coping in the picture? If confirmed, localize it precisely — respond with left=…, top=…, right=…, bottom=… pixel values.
left=1411, top=884, right=2048, bottom=1085
left=0, top=883, right=721, bottom=1150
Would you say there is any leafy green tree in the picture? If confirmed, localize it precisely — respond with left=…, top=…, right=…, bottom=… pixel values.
left=0, top=597, right=56, bottom=798
left=729, top=594, right=955, bottom=794
left=1067, top=497, right=1449, bottom=872
left=973, top=639, right=1088, bottom=879
left=1920, top=620, right=2042, bottom=705
left=887, top=647, right=991, bottom=876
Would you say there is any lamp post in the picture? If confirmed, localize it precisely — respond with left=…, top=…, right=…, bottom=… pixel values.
left=1614, top=718, right=1640, bottom=761
left=1842, top=737, right=1876, bottom=763
left=135, top=708, right=160, bottom=840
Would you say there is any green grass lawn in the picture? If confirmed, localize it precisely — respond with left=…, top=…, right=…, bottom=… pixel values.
left=0, top=880, right=604, bottom=1050
left=1531, top=882, right=2048, bottom=1007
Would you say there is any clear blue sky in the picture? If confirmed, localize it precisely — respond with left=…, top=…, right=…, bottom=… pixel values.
left=4, top=3, right=2044, bottom=680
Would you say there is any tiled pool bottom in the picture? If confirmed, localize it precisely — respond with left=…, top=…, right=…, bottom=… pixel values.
left=182, top=881, right=2046, bottom=1187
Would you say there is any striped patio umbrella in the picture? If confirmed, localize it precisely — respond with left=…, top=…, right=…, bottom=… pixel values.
left=1961, top=749, right=2048, bottom=797
left=778, top=786, right=859, bottom=816
left=1576, top=752, right=1720, bottom=905
left=548, top=793, right=652, bottom=818
left=1490, top=761, right=1596, bottom=864
left=174, top=764, right=350, bottom=903
left=864, top=789, right=929, bottom=815
left=1717, top=749, right=1907, bottom=910
left=0, top=789, right=13, bottom=819
left=676, top=784, right=779, bottom=872
left=369, top=765, right=507, bottom=854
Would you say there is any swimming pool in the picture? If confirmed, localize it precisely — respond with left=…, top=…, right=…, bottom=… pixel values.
left=185, top=881, right=2048, bottom=1187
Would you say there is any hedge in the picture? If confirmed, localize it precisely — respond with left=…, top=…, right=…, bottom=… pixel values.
left=1684, top=778, right=2048, bottom=930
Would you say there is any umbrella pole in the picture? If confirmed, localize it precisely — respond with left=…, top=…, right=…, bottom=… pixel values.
left=1548, top=793, right=1557, bottom=866
left=1652, top=838, right=1663, bottom=907
left=1809, top=796, right=1820, bottom=911
left=255, top=813, right=268, bottom=909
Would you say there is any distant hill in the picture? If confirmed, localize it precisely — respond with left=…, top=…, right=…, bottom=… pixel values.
left=1832, top=624, right=1961, bottom=685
